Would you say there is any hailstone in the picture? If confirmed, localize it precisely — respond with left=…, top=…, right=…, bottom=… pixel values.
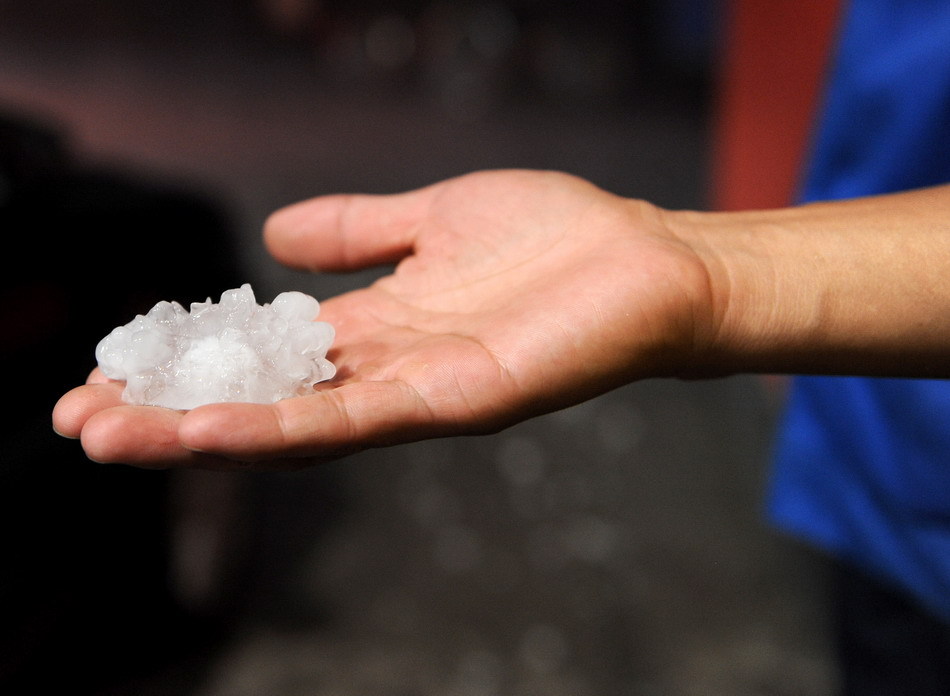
left=95, top=284, right=335, bottom=409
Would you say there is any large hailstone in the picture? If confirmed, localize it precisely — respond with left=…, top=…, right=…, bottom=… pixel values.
left=96, top=284, right=336, bottom=410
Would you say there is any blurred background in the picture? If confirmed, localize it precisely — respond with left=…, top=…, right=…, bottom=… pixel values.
left=1, top=1, right=836, bottom=694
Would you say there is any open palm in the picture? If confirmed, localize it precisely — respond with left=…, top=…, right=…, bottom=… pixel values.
left=53, top=170, right=712, bottom=469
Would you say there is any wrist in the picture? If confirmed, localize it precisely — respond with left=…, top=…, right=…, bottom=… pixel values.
left=660, top=206, right=806, bottom=376
left=664, top=186, right=950, bottom=378
left=692, top=208, right=826, bottom=375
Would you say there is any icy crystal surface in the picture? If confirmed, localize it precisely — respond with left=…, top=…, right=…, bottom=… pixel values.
left=96, top=284, right=335, bottom=410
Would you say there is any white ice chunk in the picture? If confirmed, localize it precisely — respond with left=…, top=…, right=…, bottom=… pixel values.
left=96, top=284, right=336, bottom=410
left=270, top=291, right=320, bottom=321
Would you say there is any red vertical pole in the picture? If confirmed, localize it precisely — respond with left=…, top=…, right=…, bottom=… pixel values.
left=710, top=0, right=843, bottom=211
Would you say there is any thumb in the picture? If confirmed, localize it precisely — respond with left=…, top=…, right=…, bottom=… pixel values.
left=263, top=187, right=433, bottom=272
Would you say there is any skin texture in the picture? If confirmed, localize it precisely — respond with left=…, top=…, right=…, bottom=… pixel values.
left=52, top=170, right=950, bottom=469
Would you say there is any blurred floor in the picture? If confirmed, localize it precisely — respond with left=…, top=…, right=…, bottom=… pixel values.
left=0, top=3, right=836, bottom=694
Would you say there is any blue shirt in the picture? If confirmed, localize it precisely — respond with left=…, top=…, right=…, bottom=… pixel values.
left=769, top=0, right=950, bottom=620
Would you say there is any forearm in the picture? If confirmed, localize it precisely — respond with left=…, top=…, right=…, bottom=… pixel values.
left=669, top=184, right=950, bottom=378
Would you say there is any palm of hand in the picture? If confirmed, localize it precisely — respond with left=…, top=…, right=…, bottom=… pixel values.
left=53, top=171, right=708, bottom=468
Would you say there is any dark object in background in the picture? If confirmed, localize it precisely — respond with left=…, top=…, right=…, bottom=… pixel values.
left=0, top=110, right=240, bottom=694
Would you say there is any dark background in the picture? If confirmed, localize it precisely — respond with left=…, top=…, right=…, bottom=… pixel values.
left=0, top=1, right=835, bottom=694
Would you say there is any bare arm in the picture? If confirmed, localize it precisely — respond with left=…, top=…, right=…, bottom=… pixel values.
left=51, top=171, right=950, bottom=468
left=678, top=184, right=950, bottom=377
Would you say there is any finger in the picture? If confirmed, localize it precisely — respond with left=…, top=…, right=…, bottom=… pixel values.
left=53, top=384, right=242, bottom=468
left=263, top=186, right=435, bottom=272
left=52, top=383, right=125, bottom=438
left=86, top=367, right=111, bottom=384
left=178, top=380, right=447, bottom=462
left=79, top=405, right=231, bottom=469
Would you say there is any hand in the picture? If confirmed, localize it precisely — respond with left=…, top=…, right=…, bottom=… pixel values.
left=52, top=170, right=714, bottom=469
